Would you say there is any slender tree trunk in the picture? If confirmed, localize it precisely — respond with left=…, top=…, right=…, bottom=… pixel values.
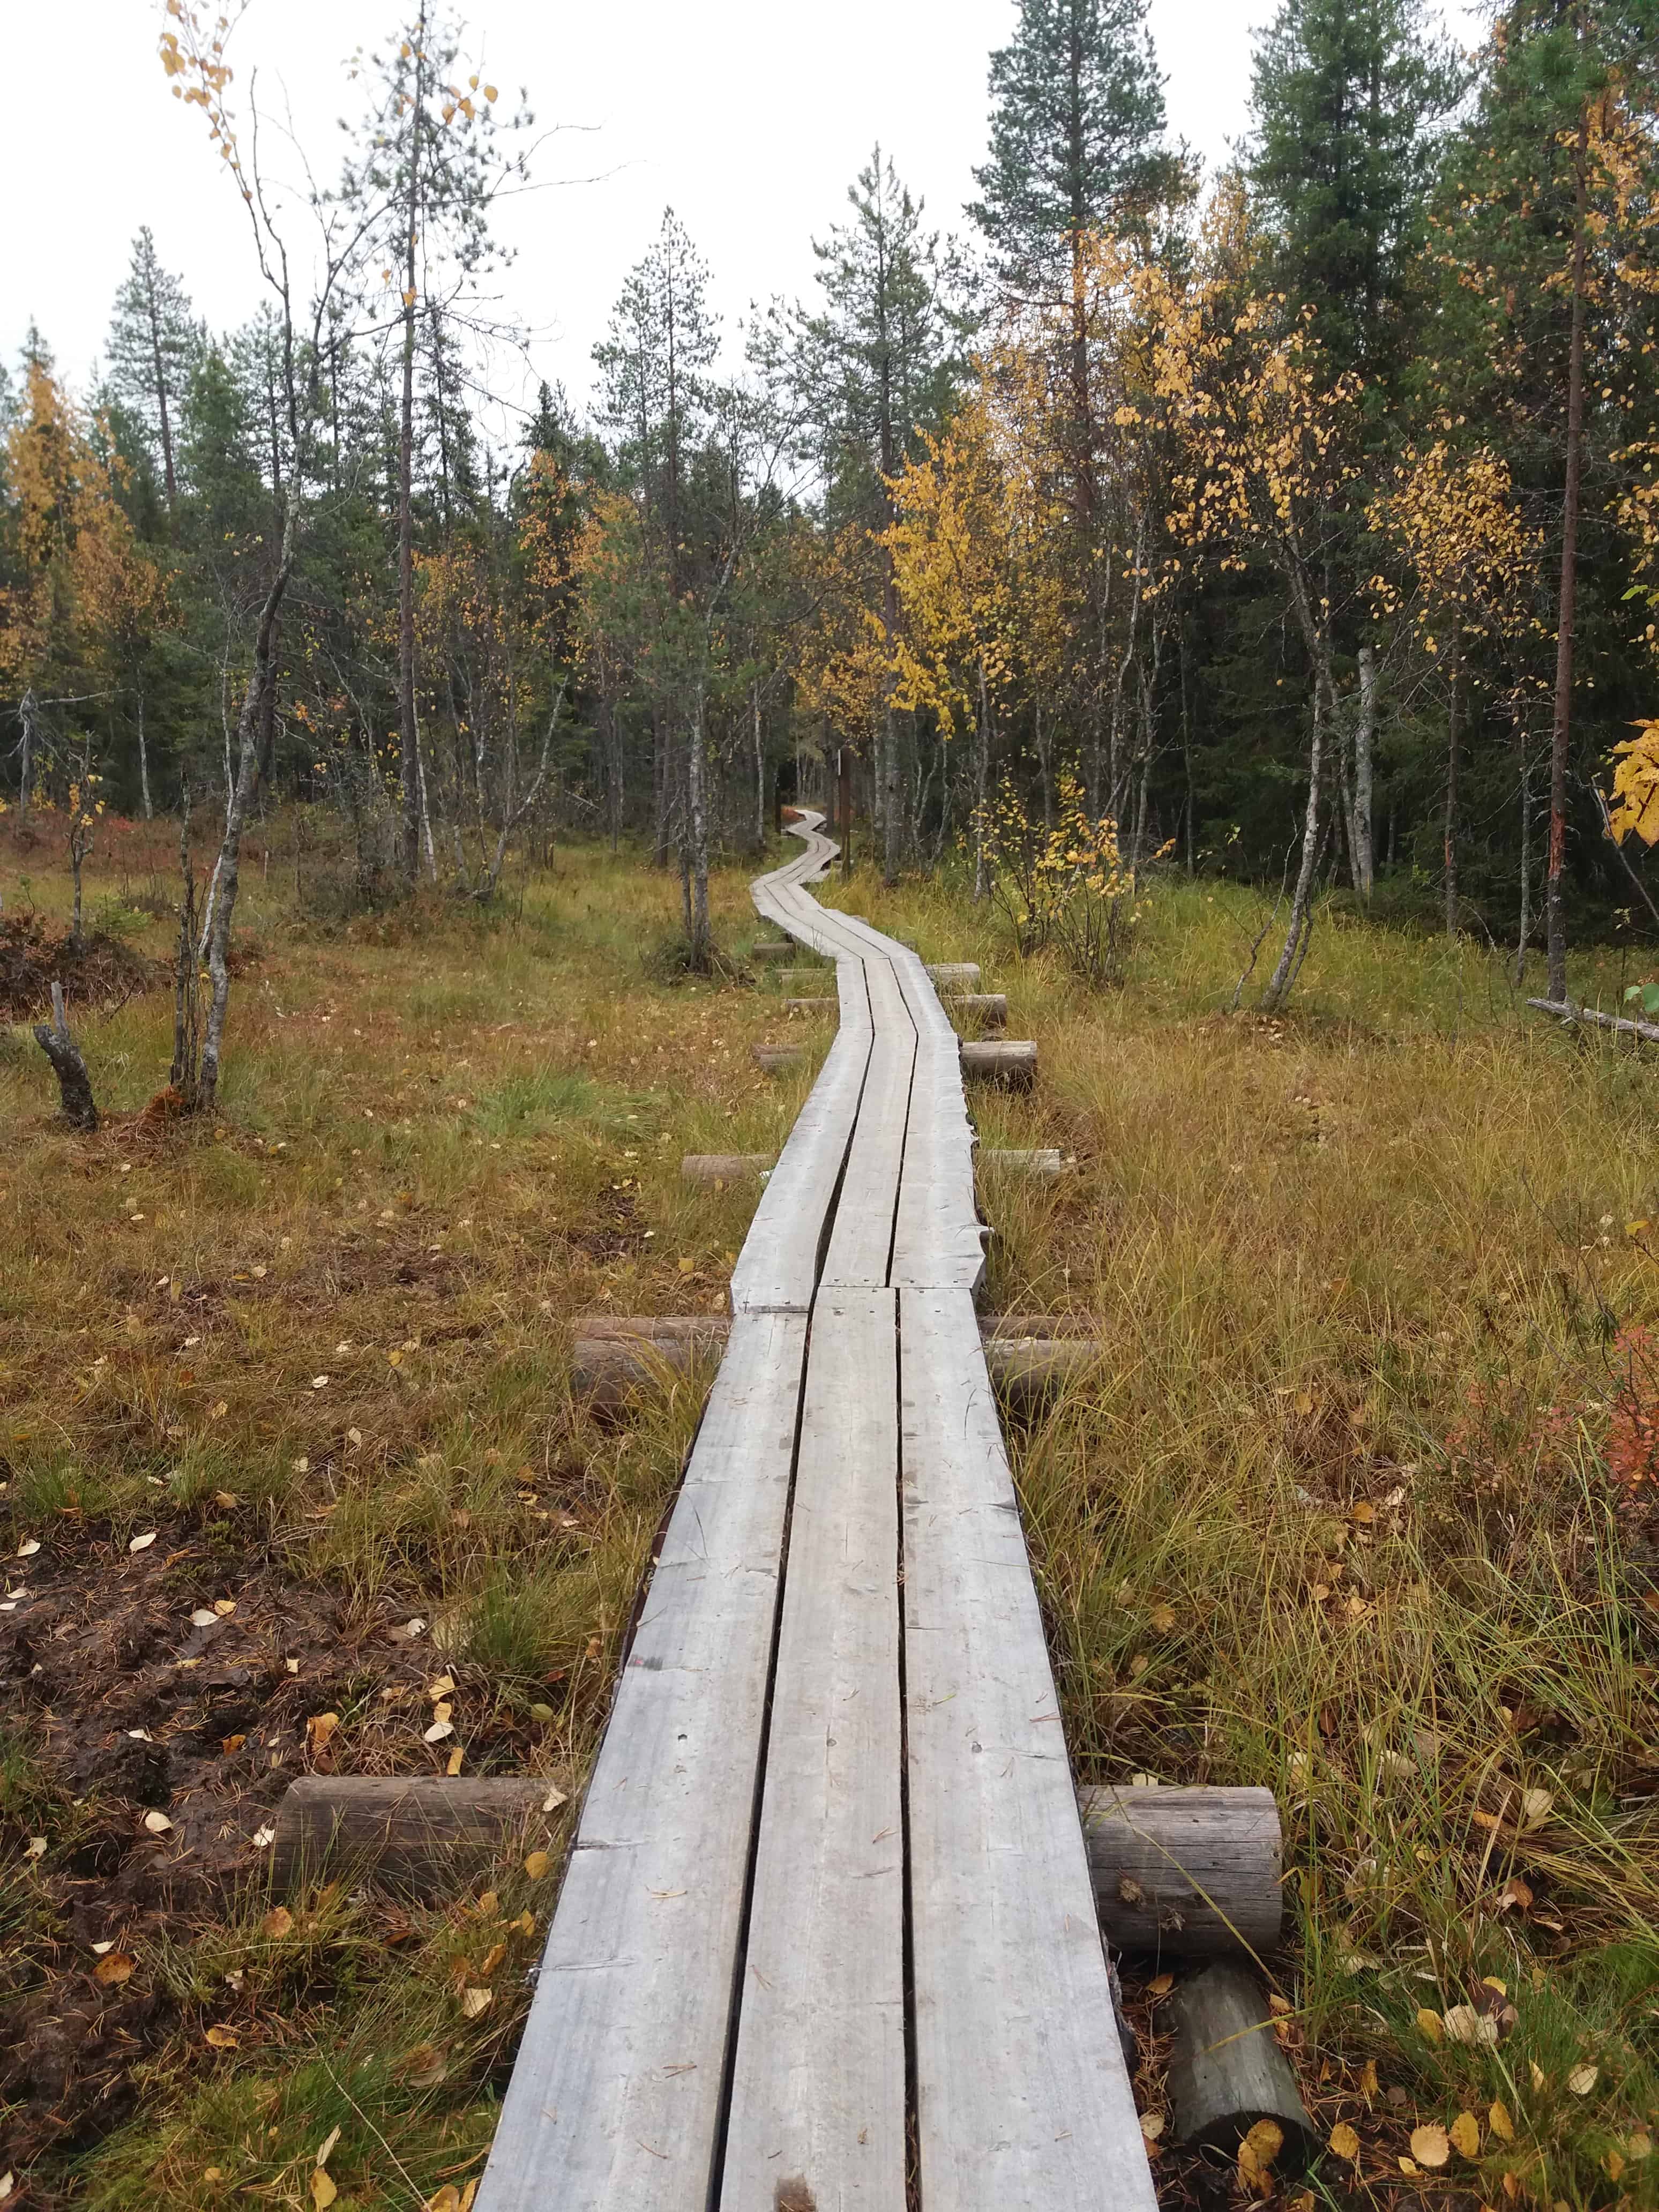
left=973, top=657, right=993, bottom=902
left=752, top=681, right=766, bottom=853
left=201, top=515, right=294, bottom=1111
left=397, top=10, right=427, bottom=886
left=1261, top=689, right=1327, bottom=1011
left=686, top=693, right=710, bottom=966
left=1546, top=103, right=1589, bottom=1005
left=1352, top=642, right=1376, bottom=898
left=1035, top=700, right=1055, bottom=832
left=137, top=691, right=153, bottom=820
left=17, top=687, right=35, bottom=830
left=1179, top=621, right=1194, bottom=875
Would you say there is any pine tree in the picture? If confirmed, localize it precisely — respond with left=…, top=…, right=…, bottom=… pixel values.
left=1431, top=0, right=1659, bottom=998
left=788, top=150, right=965, bottom=877
left=970, top=0, right=1169, bottom=305
left=1246, top=0, right=1462, bottom=383
left=104, top=227, right=198, bottom=512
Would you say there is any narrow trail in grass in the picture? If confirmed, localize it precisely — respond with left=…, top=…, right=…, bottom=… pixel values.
left=474, top=814, right=1156, bottom=2212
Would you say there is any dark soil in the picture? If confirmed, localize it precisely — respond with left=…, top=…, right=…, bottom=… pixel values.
left=0, top=1537, right=552, bottom=2175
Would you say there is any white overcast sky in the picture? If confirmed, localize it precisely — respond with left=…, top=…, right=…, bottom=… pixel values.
left=6, top=0, right=1483, bottom=423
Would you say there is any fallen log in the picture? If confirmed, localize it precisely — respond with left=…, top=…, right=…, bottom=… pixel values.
left=681, top=1153, right=774, bottom=1186
left=571, top=1316, right=1101, bottom=1410
left=1168, top=1963, right=1316, bottom=2172
left=753, top=1044, right=806, bottom=1073
left=1077, top=1787, right=1282, bottom=1959
left=270, top=1775, right=570, bottom=1900
left=947, top=992, right=1008, bottom=1027
left=979, top=1147, right=1065, bottom=1177
left=1526, top=996, right=1659, bottom=1045
left=784, top=997, right=839, bottom=1017
left=960, top=1038, right=1037, bottom=1087
left=272, top=1774, right=1279, bottom=1962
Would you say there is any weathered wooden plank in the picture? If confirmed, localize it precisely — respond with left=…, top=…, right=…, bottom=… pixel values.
left=821, top=959, right=917, bottom=1289
left=472, top=1312, right=809, bottom=2212
left=900, top=1289, right=1156, bottom=2212
left=721, top=1291, right=906, bottom=2210
left=730, top=962, right=870, bottom=1317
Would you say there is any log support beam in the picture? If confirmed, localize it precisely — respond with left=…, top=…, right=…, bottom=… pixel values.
left=270, top=1775, right=1283, bottom=1966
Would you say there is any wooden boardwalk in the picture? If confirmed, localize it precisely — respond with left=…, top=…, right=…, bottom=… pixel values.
left=475, top=816, right=1156, bottom=2212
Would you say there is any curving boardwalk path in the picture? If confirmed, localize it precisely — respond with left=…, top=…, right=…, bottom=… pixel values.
left=475, top=815, right=1155, bottom=2212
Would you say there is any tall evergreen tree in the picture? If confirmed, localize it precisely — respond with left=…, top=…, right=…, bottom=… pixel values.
left=1246, top=0, right=1462, bottom=383
left=970, top=0, right=1169, bottom=305
left=104, top=227, right=198, bottom=513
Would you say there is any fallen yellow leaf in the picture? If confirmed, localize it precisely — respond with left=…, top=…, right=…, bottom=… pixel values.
left=1410, top=2124, right=1450, bottom=2169
left=524, top=1850, right=552, bottom=1881
left=310, top=2173, right=337, bottom=2212
left=205, top=2024, right=240, bottom=2049
left=261, top=1907, right=294, bottom=1940
left=1450, top=2111, right=1481, bottom=2157
left=1415, top=2006, right=1444, bottom=2045
left=459, top=1985, right=492, bottom=2019
left=93, top=1952, right=136, bottom=1986
left=1490, top=2101, right=1515, bottom=2142
left=1568, top=2063, right=1598, bottom=2096
left=1328, top=2122, right=1361, bottom=2162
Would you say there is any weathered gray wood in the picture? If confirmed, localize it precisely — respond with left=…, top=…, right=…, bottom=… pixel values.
left=680, top=1152, right=773, bottom=1185
left=1526, top=996, right=1659, bottom=1044
left=751, top=940, right=797, bottom=962
left=987, top=1336, right=1102, bottom=1405
left=823, top=958, right=916, bottom=1288
left=730, top=961, right=870, bottom=1317
left=1168, top=1964, right=1315, bottom=2168
left=722, top=1291, right=906, bottom=2208
left=981, top=1148, right=1066, bottom=1177
left=960, top=1038, right=1037, bottom=1087
left=946, top=992, right=1007, bottom=1026
left=570, top=1325, right=729, bottom=1411
left=271, top=1776, right=570, bottom=1899
left=900, top=1289, right=1156, bottom=2212
left=926, top=963, right=982, bottom=991
left=784, top=996, right=840, bottom=1017
left=571, top=1318, right=1100, bottom=1409
left=753, top=1043, right=808, bottom=1073
left=473, top=1312, right=809, bottom=2212
left=278, top=1775, right=1279, bottom=1960
left=1079, top=1788, right=1283, bottom=1957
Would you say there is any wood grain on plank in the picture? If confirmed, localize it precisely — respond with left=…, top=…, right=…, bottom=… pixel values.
left=900, top=1288, right=1157, bottom=2212
left=472, top=1312, right=808, bottom=2212
left=821, top=960, right=917, bottom=1288
left=721, top=1290, right=907, bottom=2210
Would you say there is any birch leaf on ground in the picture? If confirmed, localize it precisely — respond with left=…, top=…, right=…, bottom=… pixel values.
left=1409, top=2124, right=1450, bottom=2169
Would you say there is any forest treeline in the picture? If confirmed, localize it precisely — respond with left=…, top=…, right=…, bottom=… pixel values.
left=3, top=0, right=1658, bottom=1000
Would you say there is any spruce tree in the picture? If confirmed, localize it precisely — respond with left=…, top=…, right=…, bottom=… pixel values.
left=105, top=227, right=198, bottom=512
left=1246, top=0, right=1462, bottom=383
left=970, top=0, right=1168, bottom=305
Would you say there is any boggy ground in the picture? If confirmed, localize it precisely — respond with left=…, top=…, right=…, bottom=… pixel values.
left=4, top=817, right=1658, bottom=2211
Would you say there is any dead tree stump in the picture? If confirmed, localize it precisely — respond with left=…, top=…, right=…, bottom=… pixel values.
left=33, top=983, right=98, bottom=1130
